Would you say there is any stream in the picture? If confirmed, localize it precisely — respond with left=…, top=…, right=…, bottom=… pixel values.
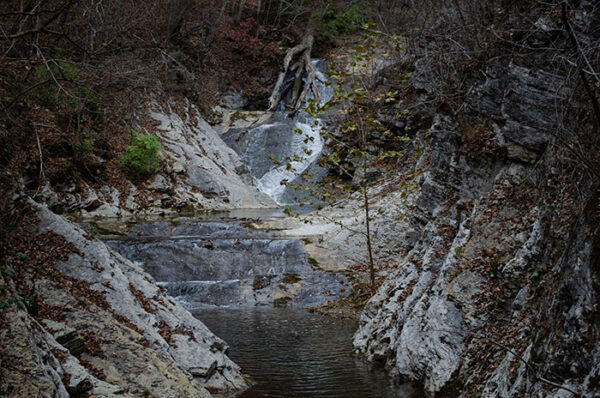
left=96, top=214, right=422, bottom=398
left=196, top=308, right=422, bottom=398
left=94, top=60, right=425, bottom=396
left=223, top=59, right=332, bottom=205
left=104, top=216, right=350, bottom=308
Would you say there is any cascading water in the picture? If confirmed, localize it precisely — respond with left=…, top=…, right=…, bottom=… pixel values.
left=253, top=121, right=323, bottom=202
left=94, top=64, right=423, bottom=395
left=223, top=59, right=334, bottom=205
left=104, top=219, right=350, bottom=308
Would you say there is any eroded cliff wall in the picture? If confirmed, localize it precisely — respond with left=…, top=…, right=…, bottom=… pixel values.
left=350, top=14, right=600, bottom=398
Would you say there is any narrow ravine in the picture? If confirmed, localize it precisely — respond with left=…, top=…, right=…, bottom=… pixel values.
left=86, top=58, right=422, bottom=396
left=5, top=2, right=600, bottom=396
left=89, top=213, right=420, bottom=397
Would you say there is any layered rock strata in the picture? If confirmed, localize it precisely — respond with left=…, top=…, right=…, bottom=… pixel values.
left=0, top=201, right=248, bottom=397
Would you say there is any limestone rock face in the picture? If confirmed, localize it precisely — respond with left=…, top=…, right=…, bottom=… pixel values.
left=471, top=63, right=568, bottom=162
left=290, top=61, right=600, bottom=396
left=0, top=302, right=126, bottom=397
left=149, top=103, right=275, bottom=210
left=146, top=174, right=173, bottom=194
left=36, top=101, right=276, bottom=219
left=0, top=201, right=249, bottom=398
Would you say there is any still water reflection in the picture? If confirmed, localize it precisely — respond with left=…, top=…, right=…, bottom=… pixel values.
left=194, top=308, right=423, bottom=398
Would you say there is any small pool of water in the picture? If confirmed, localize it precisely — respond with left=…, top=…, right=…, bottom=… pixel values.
left=193, top=308, right=423, bottom=398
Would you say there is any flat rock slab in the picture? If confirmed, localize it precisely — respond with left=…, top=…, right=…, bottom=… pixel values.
left=103, top=220, right=351, bottom=308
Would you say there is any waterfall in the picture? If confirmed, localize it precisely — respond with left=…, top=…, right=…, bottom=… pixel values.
left=253, top=121, right=323, bottom=202
left=224, top=59, right=334, bottom=206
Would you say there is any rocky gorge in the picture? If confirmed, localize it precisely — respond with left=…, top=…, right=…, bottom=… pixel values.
left=2, top=1, right=600, bottom=397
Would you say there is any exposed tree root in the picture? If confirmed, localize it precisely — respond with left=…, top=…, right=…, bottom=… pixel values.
left=268, top=33, right=320, bottom=112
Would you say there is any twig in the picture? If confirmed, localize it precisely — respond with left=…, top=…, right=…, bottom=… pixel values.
left=33, top=124, right=45, bottom=195
left=485, top=339, right=580, bottom=397
left=561, top=1, right=600, bottom=130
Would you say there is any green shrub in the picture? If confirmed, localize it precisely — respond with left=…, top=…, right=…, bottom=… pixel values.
left=119, top=133, right=162, bottom=178
left=327, top=2, right=368, bottom=35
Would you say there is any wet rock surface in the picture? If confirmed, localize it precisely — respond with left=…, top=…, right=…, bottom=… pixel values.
left=222, top=60, right=333, bottom=204
left=104, top=220, right=351, bottom=308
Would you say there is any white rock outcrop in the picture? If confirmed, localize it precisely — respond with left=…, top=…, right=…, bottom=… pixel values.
left=0, top=200, right=249, bottom=397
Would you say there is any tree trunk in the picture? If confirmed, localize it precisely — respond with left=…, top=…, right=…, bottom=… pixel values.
left=362, top=155, right=376, bottom=293
left=268, top=32, right=320, bottom=112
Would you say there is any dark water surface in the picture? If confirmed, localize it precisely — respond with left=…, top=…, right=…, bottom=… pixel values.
left=194, top=308, right=423, bottom=398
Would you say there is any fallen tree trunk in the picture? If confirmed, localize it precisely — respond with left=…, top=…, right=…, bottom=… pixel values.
left=268, top=33, right=320, bottom=112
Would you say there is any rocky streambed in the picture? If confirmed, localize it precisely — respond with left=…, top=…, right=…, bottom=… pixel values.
left=80, top=212, right=422, bottom=397
left=91, top=213, right=350, bottom=309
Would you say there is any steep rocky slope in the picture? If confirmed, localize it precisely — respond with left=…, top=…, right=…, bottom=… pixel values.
left=36, top=101, right=276, bottom=219
left=340, top=48, right=599, bottom=398
left=261, top=6, right=600, bottom=396
left=0, top=200, right=248, bottom=397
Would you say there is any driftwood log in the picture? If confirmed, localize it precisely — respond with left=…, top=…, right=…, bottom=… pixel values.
left=268, top=33, right=320, bottom=112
